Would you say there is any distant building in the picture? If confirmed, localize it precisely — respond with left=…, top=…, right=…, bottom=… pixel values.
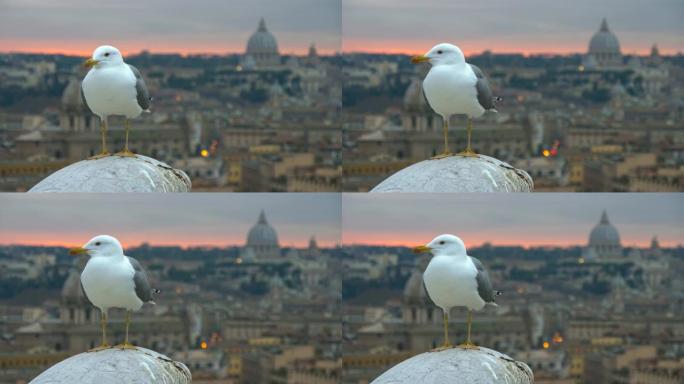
left=584, top=18, right=622, bottom=69
left=582, top=210, right=622, bottom=261
left=402, top=74, right=439, bottom=133
left=60, top=76, right=96, bottom=133
left=243, top=18, right=280, bottom=69
left=401, top=255, right=434, bottom=325
left=244, top=210, right=280, bottom=261
left=584, top=345, right=657, bottom=383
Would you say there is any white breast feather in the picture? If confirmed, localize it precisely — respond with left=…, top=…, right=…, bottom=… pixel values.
left=423, top=255, right=486, bottom=312
left=81, top=257, right=143, bottom=311
left=82, top=65, right=142, bottom=119
left=423, top=65, right=485, bottom=118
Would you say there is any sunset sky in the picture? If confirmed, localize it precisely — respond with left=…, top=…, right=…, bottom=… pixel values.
left=1, top=194, right=681, bottom=249
left=0, top=194, right=341, bottom=248
left=342, top=194, right=683, bottom=248
left=1, top=0, right=682, bottom=57
left=343, top=0, right=684, bottom=55
left=0, top=0, right=341, bottom=56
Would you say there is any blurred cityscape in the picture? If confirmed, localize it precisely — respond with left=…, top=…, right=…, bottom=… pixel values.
left=342, top=210, right=683, bottom=383
left=0, top=18, right=341, bottom=192
left=0, top=210, right=342, bottom=383
left=342, top=18, right=684, bottom=191
left=3, top=16, right=682, bottom=193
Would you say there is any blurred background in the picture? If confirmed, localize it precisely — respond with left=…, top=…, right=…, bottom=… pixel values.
left=341, top=193, right=684, bottom=383
left=0, top=194, right=342, bottom=383
left=341, top=0, right=684, bottom=191
left=0, top=0, right=342, bottom=192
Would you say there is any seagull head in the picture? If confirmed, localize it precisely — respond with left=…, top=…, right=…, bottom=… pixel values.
left=69, top=235, right=124, bottom=258
left=84, top=45, right=124, bottom=69
left=411, top=43, right=465, bottom=66
left=413, top=234, right=467, bottom=257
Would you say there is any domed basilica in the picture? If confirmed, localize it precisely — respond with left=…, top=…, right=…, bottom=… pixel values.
left=582, top=210, right=623, bottom=261
left=243, top=18, right=281, bottom=69
left=243, top=210, right=281, bottom=261
left=583, top=18, right=623, bottom=69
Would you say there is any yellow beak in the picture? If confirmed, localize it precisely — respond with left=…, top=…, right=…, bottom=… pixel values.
left=411, top=55, right=430, bottom=64
left=84, top=58, right=100, bottom=68
left=69, top=247, right=88, bottom=256
left=412, top=245, right=432, bottom=254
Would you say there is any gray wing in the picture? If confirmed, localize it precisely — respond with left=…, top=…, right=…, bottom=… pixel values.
left=469, top=64, right=496, bottom=110
left=128, top=64, right=151, bottom=110
left=80, top=83, right=93, bottom=114
left=470, top=256, right=497, bottom=304
left=127, top=256, right=153, bottom=303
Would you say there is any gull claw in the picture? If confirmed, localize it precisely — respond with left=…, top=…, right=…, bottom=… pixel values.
left=88, top=343, right=112, bottom=352
left=430, top=152, right=454, bottom=160
left=115, top=150, right=136, bottom=158
left=88, top=152, right=111, bottom=160
left=115, top=343, right=137, bottom=350
left=458, top=342, right=479, bottom=350
left=430, top=344, right=454, bottom=352
left=456, top=148, right=478, bottom=157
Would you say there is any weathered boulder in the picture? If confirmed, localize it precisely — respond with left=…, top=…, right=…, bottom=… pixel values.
left=29, top=347, right=191, bottom=384
left=371, top=346, right=533, bottom=384
left=371, top=155, right=533, bottom=192
left=29, top=154, right=191, bottom=192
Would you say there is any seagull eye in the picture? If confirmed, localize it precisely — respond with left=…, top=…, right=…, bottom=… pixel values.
left=439, top=241, right=445, bottom=245
left=104, top=53, right=110, bottom=57
left=95, top=242, right=101, bottom=246
left=437, top=50, right=443, bottom=54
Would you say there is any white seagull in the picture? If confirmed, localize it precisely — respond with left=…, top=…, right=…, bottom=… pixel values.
left=414, top=234, right=500, bottom=350
left=81, top=45, right=151, bottom=159
left=70, top=235, right=157, bottom=351
left=411, top=43, right=500, bottom=158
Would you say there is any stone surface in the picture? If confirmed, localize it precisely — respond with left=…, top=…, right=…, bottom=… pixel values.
left=371, top=154, right=533, bottom=193
left=29, top=154, right=191, bottom=192
left=371, top=346, right=533, bottom=384
left=30, top=347, right=191, bottom=384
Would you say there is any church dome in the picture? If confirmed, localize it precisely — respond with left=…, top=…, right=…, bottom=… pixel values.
left=61, top=267, right=89, bottom=305
left=246, top=210, right=279, bottom=248
left=588, top=210, right=621, bottom=248
left=403, top=255, right=433, bottom=305
left=61, top=77, right=87, bottom=113
left=246, top=18, right=279, bottom=58
left=403, top=78, right=431, bottom=113
left=587, top=18, right=622, bottom=67
left=403, top=269, right=430, bottom=304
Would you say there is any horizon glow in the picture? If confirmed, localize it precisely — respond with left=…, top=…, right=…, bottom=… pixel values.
left=0, top=41, right=338, bottom=58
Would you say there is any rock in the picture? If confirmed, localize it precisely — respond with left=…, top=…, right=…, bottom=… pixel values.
left=371, top=346, right=533, bottom=384
left=371, top=155, right=533, bottom=192
left=28, top=154, right=191, bottom=192
left=29, top=347, right=192, bottom=384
